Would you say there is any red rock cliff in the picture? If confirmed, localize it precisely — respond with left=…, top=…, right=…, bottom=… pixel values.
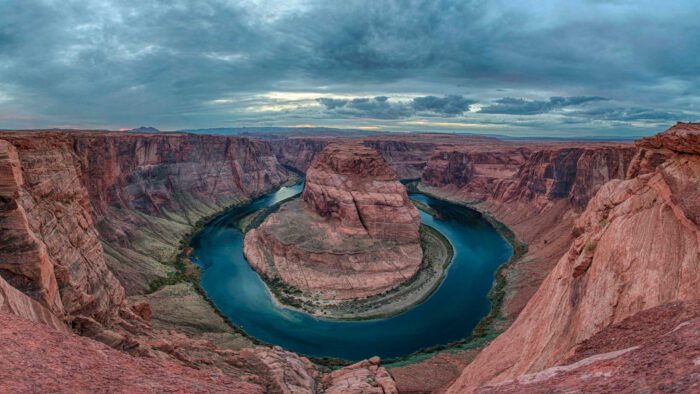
left=245, top=143, right=423, bottom=300
left=0, top=131, right=400, bottom=393
left=447, top=123, right=700, bottom=392
left=362, top=139, right=437, bottom=179
left=419, top=144, right=635, bottom=322
left=302, top=143, right=421, bottom=241
left=0, top=134, right=125, bottom=328
left=70, top=132, right=292, bottom=293
left=0, top=130, right=294, bottom=323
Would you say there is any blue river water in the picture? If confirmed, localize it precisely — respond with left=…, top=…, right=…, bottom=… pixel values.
left=191, top=184, right=512, bottom=361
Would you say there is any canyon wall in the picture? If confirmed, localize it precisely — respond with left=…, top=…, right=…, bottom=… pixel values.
left=270, top=136, right=439, bottom=180
left=418, top=143, right=636, bottom=321
left=362, top=139, right=437, bottom=179
left=270, top=137, right=328, bottom=172
left=0, top=131, right=293, bottom=300
left=478, top=300, right=700, bottom=393
left=0, top=130, right=399, bottom=393
left=0, top=135, right=126, bottom=328
left=72, top=133, right=292, bottom=294
left=421, top=144, right=636, bottom=211
left=447, top=123, right=700, bottom=392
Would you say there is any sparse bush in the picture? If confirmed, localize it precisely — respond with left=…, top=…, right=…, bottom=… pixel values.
left=585, top=240, right=598, bottom=252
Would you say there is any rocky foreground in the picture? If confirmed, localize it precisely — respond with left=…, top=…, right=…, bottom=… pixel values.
left=244, top=143, right=423, bottom=302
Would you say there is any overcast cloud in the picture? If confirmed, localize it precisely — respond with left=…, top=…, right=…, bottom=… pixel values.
left=1, top=0, right=699, bottom=137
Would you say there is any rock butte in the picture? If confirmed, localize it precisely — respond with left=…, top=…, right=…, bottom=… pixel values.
left=244, top=142, right=423, bottom=300
left=0, top=123, right=698, bottom=392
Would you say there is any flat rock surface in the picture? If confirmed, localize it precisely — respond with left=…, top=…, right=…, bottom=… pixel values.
left=0, top=311, right=263, bottom=393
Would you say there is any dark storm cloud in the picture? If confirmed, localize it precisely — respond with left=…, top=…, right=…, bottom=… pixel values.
left=412, top=96, right=476, bottom=116
left=317, top=95, right=475, bottom=119
left=0, top=0, right=698, bottom=135
left=480, top=96, right=608, bottom=115
left=568, top=107, right=685, bottom=122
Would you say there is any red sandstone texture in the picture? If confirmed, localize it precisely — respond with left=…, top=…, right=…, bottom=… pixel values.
left=245, top=143, right=423, bottom=300
left=0, top=310, right=399, bottom=393
left=362, top=139, right=438, bottom=179
left=0, top=130, right=400, bottom=393
left=0, top=131, right=293, bottom=296
left=73, top=132, right=293, bottom=294
left=447, top=123, right=700, bottom=392
left=418, top=143, right=636, bottom=322
left=0, top=275, right=67, bottom=332
left=0, top=311, right=262, bottom=393
left=0, top=135, right=126, bottom=329
left=269, top=133, right=501, bottom=180
left=2, top=125, right=698, bottom=393
left=477, top=301, right=700, bottom=393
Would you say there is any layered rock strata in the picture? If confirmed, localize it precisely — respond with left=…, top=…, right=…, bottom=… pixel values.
left=0, top=135, right=126, bottom=327
left=72, top=132, right=292, bottom=294
left=477, top=301, right=700, bottom=393
left=245, top=143, right=423, bottom=300
left=419, top=144, right=636, bottom=320
left=447, top=123, right=700, bottom=392
left=0, top=130, right=400, bottom=393
left=362, top=139, right=437, bottom=179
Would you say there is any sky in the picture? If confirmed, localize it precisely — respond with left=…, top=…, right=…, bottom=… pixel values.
left=1, top=0, right=699, bottom=137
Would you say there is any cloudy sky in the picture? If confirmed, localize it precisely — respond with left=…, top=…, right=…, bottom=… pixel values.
left=1, top=0, right=699, bottom=137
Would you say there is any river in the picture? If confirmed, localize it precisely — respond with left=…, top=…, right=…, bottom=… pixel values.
left=191, top=184, right=512, bottom=361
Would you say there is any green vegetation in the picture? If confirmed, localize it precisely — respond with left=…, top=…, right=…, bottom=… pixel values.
left=585, top=240, right=598, bottom=252
left=235, top=210, right=264, bottom=232
left=411, top=199, right=442, bottom=219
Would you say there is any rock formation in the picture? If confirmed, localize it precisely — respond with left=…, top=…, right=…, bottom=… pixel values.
left=3, top=124, right=698, bottom=392
left=71, top=132, right=292, bottom=294
left=477, top=301, right=700, bottom=393
left=447, top=123, right=700, bottom=392
left=0, top=130, right=295, bottom=331
left=0, top=130, right=401, bottom=393
left=362, top=139, right=437, bottom=179
left=271, top=137, right=329, bottom=172
left=0, top=310, right=399, bottom=393
left=419, top=143, right=636, bottom=321
left=245, top=143, right=423, bottom=300
left=0, top=135, right=126, bottom=328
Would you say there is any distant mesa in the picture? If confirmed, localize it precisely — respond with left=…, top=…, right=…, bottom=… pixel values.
left=130, top=126, right=160, bottom=133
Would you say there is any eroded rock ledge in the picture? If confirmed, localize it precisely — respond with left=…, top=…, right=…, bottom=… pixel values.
left=244, top=143, right=423, bottom=306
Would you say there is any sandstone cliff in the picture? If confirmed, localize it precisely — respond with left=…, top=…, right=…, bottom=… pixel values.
left=419, top=143, right=636, bottom=321
left=245, top=143, right=423, bottom=300
left=447, top=123, right=700, bottom=392
left=362, top=139, right=437, bottom=179
left=72, top=132, right=292, bottom=294
left=270, top=136, right=438, bottom=180
left=0, top=135, right=126, bottom=328
left=0, top=131, right=400, bottom=394
left=477, top=301, right=700, bottom=393
left=271, top=137, right=329, bottom=172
